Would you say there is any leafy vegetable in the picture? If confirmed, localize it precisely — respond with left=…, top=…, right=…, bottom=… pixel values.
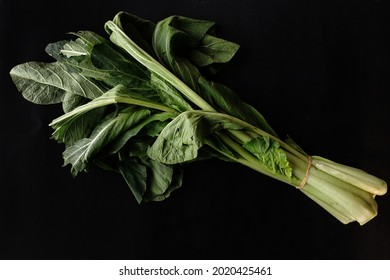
left=147, top=110, right=243, bottom=164
left=10, top=11, right=387, bottom=225
left=9, top=61, right=105, bottom=103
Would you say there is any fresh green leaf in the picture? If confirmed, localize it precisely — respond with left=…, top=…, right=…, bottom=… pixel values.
left=89, top=43, right=154, bottom=94
left=70, top=31, right=107, bottom=49
left=46, top=31, right=149, bottom=94
left=52, top=106, right=105, bottom=147
left=50, top=84, right=176, bottom=141
left=53, top=104, right=105, bottom=147
left=143, top=160, right=183, bottom=202
left=10, top=61, right=105, bottom=104
left=50, top=87, right=121, bottom=145
left=147, top=110, right=242, bottom=164
left=62, top=92, right=88, bottom=113
left=61, top=39, right=89, bottom=57
left=152, top=16, right=208, bottom=97
left=204, top=134, right=239, bottom=162
left=150, top=72, right=193, bottom=112
left=190, top=34, right=240, bottom=67
left=45, top=32, right=110, bottom=83
left=45, top=40, right=69, bottom=61
left=152, top=15, right=240, bottom=105
left=106, top=112, right=174, bottom=155
left=117, top=157, right=183, bottom=203
left=198, top=76, right=277, bottom=136
left=118, top=158, right=147, bottom=203
left=112, top=11, right=156, bottom=57
left=63, top=107, right=150, bottom=176
left=243, top=136, right=292, bottom=177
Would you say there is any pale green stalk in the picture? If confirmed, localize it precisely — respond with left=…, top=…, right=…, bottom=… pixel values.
left=215, top=132, right=299, bottom=186
left=211, top=110, right=385, bottom=225
left=287, top=152, right=381, bottom=225
left=312, top=156, right=387, bottom=195
left=50, top=87, right=178, bottom=127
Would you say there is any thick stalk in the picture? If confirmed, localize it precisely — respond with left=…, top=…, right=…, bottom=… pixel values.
left=312, top=156, right=387, bottom=195
left=50, top=95, right=116, bottom=126
left=116, top=96, right=178, bottom=115
left=196, top=111, right=308, bottom=162
left=50, top=93, right=178, bottom=127
left=287, top=152, right=378, bottom=225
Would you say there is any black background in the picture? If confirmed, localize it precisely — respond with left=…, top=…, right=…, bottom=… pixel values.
left=1, top=0, right=390, bottom=259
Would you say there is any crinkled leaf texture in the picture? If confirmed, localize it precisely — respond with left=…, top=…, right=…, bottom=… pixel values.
left=152, top=15, right=239, bottom=76
left=63, top=107, right=150, bottom=176
left=47, top=31, right=155, bottom=98
left=147, top=111, right=242, bottom=164
left=118, top=157, right=183, bottom=203
left=243, top=136, right=293, bottom=178
left=9, top=61, right=104, bottom=104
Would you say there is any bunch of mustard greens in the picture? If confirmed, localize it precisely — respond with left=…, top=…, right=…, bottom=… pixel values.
left=10, top=12, right=387, bottom=225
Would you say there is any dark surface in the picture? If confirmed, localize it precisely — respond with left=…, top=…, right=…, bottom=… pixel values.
left=1, top=0, right=389, bottom=259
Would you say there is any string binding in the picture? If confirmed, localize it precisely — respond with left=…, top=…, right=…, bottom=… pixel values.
left=297, top=156, right=312, bottom=189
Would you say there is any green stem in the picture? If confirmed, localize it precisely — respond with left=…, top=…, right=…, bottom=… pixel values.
left=116, top=96, right=178, bottom=115
left=196, top=111, right=308, bottom=162
left=50, top=95, right=116, bottom=126
left=216, top=132, right=298, bottom=186
left=50, top=93, right=178, bottom=127
left=105, top=21, right=215, bottom=112
left=287, top=151, right=379, bottom=225
left=312, top=156, right=387, bottom=195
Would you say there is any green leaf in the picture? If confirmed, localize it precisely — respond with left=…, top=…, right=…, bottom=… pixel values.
left=62, top=92, right=88, bottom=113
left=46, top=39, right=107, bottom=83
left=152, top=14, right=239, bottom=82
left=10, top=61, right=104, bottom=104
left=111, top=12, right=156, bottom=57
left=89, top=42, right=154, bottom=95
left=118, top=158, right=147, bottom=203
left=143, top=160, right=183, bottom=202
left=106, top=112, right=174, bottom=155
left=151, top=15, right=242, bottom=110
left=61, top=39, right=89, bottom=57
left=150, top=72, right=193, bottom=112
left=50, top=84, right=176, bottom=148
left=45, top=40, right=69, bottom=61
left=204, top=134, right=239, bottom=162
left=154, top=16, right=214, bottom=47
left=117, top=157, right=183, bottom=203
left=50, top=86, right=121, bottom=145
left=152, top=16, right=210, bottom=96
left=191, top=34, right=239, bottom=66
left=147, top=111, right=242, bottom=164
left=52, top=104, right=105, bottom=147
left=198, top=77, right=277, bottom=136
left=243, top=136, right=292, bottom=178
left=63, top=107, right=150, bottom=176
left=72, top=31, right=107, bottom=47
left=46, top=31, right=152, bottom=96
